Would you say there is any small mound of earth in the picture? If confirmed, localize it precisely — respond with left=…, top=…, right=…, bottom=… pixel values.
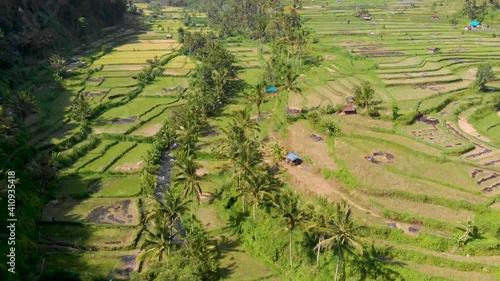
left=310, top=134, right=324, bottom=142
left=285, top=107, right=301, bottom=116
left=408, top=225, right=420, bottom=233
left=420, top=84, right=444, bottom=91
left=111, top=116, right=138, bottom=124
left=365, top=151, right=394, bottom=165
left=115, top=161, right=144, bottom=172
left=87, top=77, right=104, bottom=83
left=418, top=115, right=440, bottom=125
left=386, top=222, right=397, bottom=228
left=162, top=86, right=185, bottom=92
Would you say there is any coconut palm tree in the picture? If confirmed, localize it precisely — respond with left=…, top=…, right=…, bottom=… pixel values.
left=146, top=186, right=190, bottom=223
left=282, top=65, right=301, bottom=94
left=9, top=91, right=38, bottom=124
left=273, top=190, right=306, bottom=268
left=238, top=170, right=280, bottom=219
left=304, top=199, right=331, bottom=267
left=145, top=186, right=190, bottom=254
left=27, top=152, right=59, bottom=193
left=140, top=217, right=176, bottom=262
left=173, top=153, right=202, bottom=229
left=351, top=244, right=402, bottom=281
left=231, top=110, right=260, bottom=137
left=316, top=200, right=365, bottom=281
left=245, top=83, right=267, bottom=120
left=69, top=92, right=92, bottom=125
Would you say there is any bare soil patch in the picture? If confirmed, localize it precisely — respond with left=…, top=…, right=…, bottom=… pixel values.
left=132, top=123, right=163, bottom=137
left=196, top=168, right=209, bottom=177
left=114, top=161, right=144, bottom=172
left=458, top=118, right=491, bottom=142
left=111, top=116, right=138, bottom=124
left=283, top=121, right=337, bottom=171
left=86, top=200, right=137, bottom=225
left=199, top=192, right=215, bottom=202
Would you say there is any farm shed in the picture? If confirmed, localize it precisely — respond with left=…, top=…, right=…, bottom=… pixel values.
left=341, top=104, right=357, bottom=115
left=166, top=34, right=173, bottom=39
left=428, top=47, right=440, bottom=54
left=469, top=21, right=481, bottom=27
left=285, top=153, right=302, bottom=166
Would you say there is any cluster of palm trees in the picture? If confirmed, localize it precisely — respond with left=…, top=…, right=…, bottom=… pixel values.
left=214, top=110, right=400, bottom=280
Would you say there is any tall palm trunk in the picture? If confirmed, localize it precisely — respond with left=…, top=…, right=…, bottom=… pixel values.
left=191, top=191, right=194, bottom=232
left=289, top=229, right=293, bottom=268
left=316, top=235, right=323, bottom=267
left=335, top=245, right=341, bottom=281
left=252, top=201, right=257, bottom=220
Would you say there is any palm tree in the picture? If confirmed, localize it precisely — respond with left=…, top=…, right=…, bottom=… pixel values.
left=353, top=81, right=375, bottom=112
left=9, top=91, right=38, bottom=124
left=145, top=187, right=190, bottom=254
left=245, top=83, right=267, bottom=120
left=352, top=245, right=402, bottom=281
left=69, top=92, right=92, bottom=125
left=304, top=200, right=330, bottom=267
left=282, top=66, right=301, bottom=94
left=27, top=152, right=59, bottom=193
left=231, top=110, right=260, bottom=137
left=316, top=200, right=365, bottom=281
left=238, top=170, right=280, bottom=219
left=140, top=217, right=176, bottom=262
left=271, top=143, right=285, bottom=168
left=273, top=190, right=306, bottom=268
left=173, top=153, right=202, bottom=229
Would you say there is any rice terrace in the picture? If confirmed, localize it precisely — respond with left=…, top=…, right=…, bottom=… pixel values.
left=1, top=0, right=500, bottom=281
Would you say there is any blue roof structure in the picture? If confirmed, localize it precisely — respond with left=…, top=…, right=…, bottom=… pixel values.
left=469, top=21, right=481, bottom=27
left=267, top=86, right=277, bottom=92
left=286, top=153, right=300, bottom=161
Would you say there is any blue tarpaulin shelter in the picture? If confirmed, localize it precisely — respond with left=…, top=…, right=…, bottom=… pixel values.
left=286, top=153, right=300, bottom=161
left=286, top=152, right=302, bottom=165
left=469, top=21, right=481, bottom=27
left=267, top=86, right=277, bottom=92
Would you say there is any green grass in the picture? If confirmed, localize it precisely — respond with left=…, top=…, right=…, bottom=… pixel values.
left=90, top=175, right=142, bottom=197
left=79, top=142, right=136, bottom=173
left=215, top=234, right=276, bottom=281
left=109, top=143, right=153, bottom=173
left=140, top=76, right=188, bottom=96
left=65, top=140, right=117, bottom=173
left=41, top=224, right=140, bottom=250
left=43, top=250, right=139, bottom=278
left=471, top=111, right=500, bottom=143
left=57, top=175, right=102, bottom=197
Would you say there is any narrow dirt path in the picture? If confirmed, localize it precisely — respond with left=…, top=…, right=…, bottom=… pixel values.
left=282, top=164, right=380, bottom=218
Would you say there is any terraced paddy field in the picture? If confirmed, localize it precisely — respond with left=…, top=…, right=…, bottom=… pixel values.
left=33, top=1, right=500, bottom=280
